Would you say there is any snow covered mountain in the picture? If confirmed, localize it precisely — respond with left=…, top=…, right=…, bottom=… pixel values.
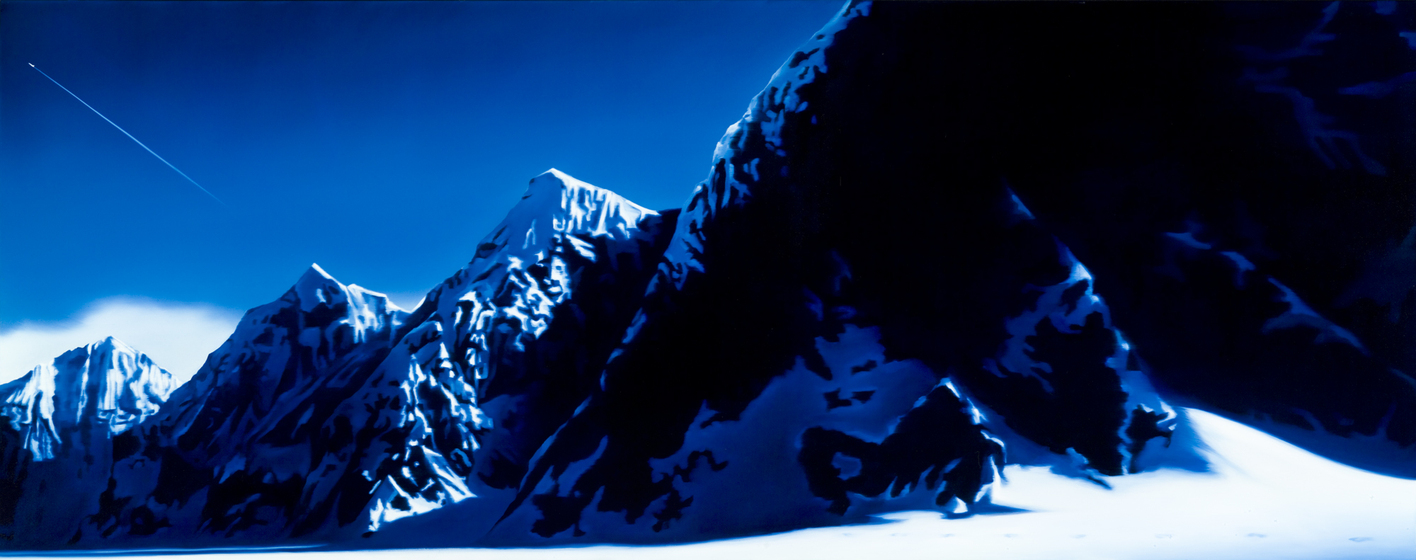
left=0, top=337, right=177, bottom=542
left=3, top=0, right=1415, bottom=553
left=295, top=169, right=675, bottom=537
left=70, top=264, right=410, bottom=544
left=0, top=169, right=678, bottom=548
left=0, top=337, right=176, bottom=459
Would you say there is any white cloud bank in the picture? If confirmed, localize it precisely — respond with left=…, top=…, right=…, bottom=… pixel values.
left=0, top=297, right=242, bottom=386
left=381, top=291, right=429, bottom=311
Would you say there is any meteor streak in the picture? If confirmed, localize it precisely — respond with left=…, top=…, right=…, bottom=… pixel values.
left=28, top=63, right=226, bottom=206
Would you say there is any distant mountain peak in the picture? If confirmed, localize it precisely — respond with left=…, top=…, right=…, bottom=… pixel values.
left=0, top=337, right=176, bottom=460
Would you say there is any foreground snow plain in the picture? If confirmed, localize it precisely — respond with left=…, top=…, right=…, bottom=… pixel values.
left=6, top=409, right=1412, bottom=560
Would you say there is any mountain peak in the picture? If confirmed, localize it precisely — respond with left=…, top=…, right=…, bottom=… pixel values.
left=434, top=170, right=664, bottom=304
left=522, top=168, right=620, bottom=204
left=182, top=262, right=406, bottom=392
left=89, top=335, right=130, bottom=353
left=301, top=262, right=336, bottom=282
left=504, top=169, right=657, bottom=247
left=289, top=262, right=351, bottom=313
left=0, top=338, right=176, bottom=459
left=524, top=168, right=615, bottom=200
left=528, top=168, right=579, bottom=191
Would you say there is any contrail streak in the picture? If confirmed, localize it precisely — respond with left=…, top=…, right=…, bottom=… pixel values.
left=28, top=63, right=226, bottom=206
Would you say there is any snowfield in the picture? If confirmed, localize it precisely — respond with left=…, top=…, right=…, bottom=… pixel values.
left=7, top=408, right=1412, bottom=560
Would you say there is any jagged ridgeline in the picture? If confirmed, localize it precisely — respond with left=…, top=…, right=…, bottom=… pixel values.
left=3, top=0, right=1415, bottom=550
left=0, top=170, right=677, bottom=548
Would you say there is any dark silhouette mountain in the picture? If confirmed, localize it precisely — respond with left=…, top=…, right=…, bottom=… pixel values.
left=491, top=0, right=1416, bottom=541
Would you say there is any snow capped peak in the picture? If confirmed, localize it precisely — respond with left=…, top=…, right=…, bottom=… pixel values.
left=286, top=169, right=679, bottom=538
left=0, top=337, right=176, bottom=460
left=163, top=264, right=408, bottom=409
left=299, top=262, right=336, bottom=283
left=273, top=263, right=407, bottom=321
left=87, top=335, right=140, bottom=358
left=292, top=262, right=351, bottom=312
left=507, top=169, right=656, bottom=246
left=527, top=168, right=583, bottom=193
left=427, top=169, right=664, bottom=318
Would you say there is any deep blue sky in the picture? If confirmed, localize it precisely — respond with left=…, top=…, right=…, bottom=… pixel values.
left=0, top=1, right=844, bottom=324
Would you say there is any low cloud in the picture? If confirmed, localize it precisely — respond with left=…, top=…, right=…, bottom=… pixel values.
left=0, top=297, right=242, bottom=386
left=382, top=290, right=429, bottom=311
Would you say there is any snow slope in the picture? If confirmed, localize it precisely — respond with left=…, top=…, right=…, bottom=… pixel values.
left=8, top=409, right=1409, bottom=559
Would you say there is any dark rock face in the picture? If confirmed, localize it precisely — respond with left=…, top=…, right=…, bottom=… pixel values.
left=728, top=0, right=1416, bottom=475
left=497, top=0, right=1416, bottom=541
left=798, top=383, right=1005, bottom=516
left=495, top=2, right=1183, bottom=543
left=833, top=0, right=1416, bottom=473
